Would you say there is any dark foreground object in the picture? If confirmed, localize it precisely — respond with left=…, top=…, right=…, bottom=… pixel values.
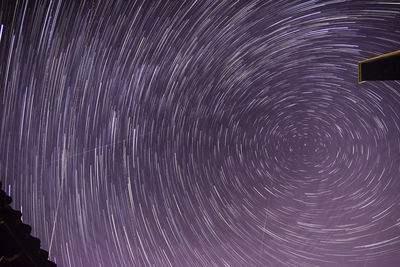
left=0, top=182, right=56, bottom=267
left=358, top=50, right=400, bottom=82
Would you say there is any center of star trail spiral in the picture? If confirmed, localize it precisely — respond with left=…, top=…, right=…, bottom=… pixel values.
left=1, top=0, right=400, bottom=266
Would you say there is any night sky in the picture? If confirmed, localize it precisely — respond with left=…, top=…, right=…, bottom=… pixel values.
left=1, top=0, right=400, bottom=266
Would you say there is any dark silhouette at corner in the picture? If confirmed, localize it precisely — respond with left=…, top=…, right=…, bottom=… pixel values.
left=0, top=182, right=56, bottom=267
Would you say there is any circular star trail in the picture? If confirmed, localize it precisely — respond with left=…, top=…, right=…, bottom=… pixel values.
left=1, top=0, right=400, bottom=266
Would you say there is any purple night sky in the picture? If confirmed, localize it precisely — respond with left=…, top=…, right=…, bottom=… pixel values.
left=1, top=0, right=400, bottom=266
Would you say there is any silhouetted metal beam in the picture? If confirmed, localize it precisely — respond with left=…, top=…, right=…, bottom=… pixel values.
left=358, top=50, right=400, bottom=83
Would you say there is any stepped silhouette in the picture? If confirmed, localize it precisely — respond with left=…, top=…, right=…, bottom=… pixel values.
left=0, top=182, right=56, bottom=266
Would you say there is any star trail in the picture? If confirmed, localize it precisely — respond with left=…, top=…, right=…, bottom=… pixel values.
left=1, top=0, right=400, bottom=266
